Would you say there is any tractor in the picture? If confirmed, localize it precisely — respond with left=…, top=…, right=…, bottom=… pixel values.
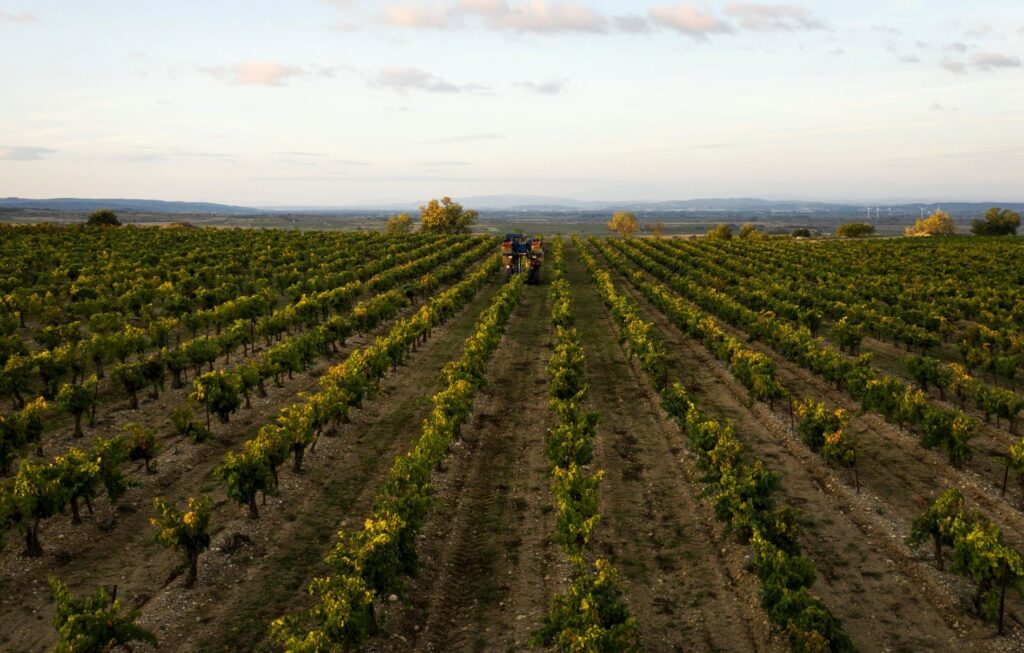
left=501, top=234, right=543, bottom=284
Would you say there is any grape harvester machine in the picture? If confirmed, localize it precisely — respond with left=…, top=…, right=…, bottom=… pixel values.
left=501, top=234, right=543, bottom=284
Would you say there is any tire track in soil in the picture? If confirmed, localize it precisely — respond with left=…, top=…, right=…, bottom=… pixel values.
left=0, top=277, right=504, bottom=653
left=370, top=280, right=560, bottom=653
left=565, top=243, right=778, bottom=653
left=601, top=248, right=1021, bottom=652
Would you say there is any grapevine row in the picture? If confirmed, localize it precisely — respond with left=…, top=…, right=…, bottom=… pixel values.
left=575, top=237, right=853, bottom=652
left=532, top=236, right=640, bottom=651
left=269, top=270, right=525, bottom=651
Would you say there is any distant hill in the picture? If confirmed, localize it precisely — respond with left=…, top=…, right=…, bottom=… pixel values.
left=0, top=197, right=260, bottom=215
left=266, top=196, right=1024, bottom=214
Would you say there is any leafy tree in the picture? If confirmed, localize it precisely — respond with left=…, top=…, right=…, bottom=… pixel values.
left=90, top=436, right=129, bottom=513
left=151, top=495, right=212, bottom=588
left=418, top=197, right=478, bottom=234
left=56, top=378, right=97, bottom=438
left=606, top=211, right=639, bottom=238
left=791, top=227, right=812, bottom=238
left=171, top=404, right=211, bottom=443
left=48, top=577, right=156, bottom=652
left=85, top=209, right=121, bottom=227
left=191, top=371, right=241, bottom=427
left=971, top=207, right=1021, bottom=236
left=217, top=449, right=274, bottom=518
left=10, top=458, right=68, bottom=556
left=837, top=222, right=875, bottom=238
left=905, top=209, right=955, bottom=236
left=738, top=223, right=763, bottom=239
left=111, top=362, right=146, bottom=410
left=385, top=212, right=413, bottom=235
left=125, top=422, right=160, bottom=474
left=650, top=220, right=666, bottom=239
left=907, top=488, right=965, bottom=571
left=706, top=224, right=734, bottom=240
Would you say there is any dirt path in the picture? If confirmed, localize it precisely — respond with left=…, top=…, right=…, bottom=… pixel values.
left=368, top=280, right=559, bottom=653
left=0, top=277, right=503, bottom=653
left=593, top=243, right=1020, bottom=652
left=565, top=243, right=778, bottom=653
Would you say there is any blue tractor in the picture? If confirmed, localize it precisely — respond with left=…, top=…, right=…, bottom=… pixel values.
left=501, top=233, right=543, bottom=284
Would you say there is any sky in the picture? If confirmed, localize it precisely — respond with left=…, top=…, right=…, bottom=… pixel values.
left=1, top=0, right=1023, bottom=207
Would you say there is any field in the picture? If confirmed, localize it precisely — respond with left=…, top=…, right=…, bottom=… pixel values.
left=2, top=224, right=1024, bottom=652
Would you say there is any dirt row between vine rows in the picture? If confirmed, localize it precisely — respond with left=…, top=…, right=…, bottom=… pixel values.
left=566, top=243, right=783, bottom=653
left=596, top=243, right=1024, bottom=652
left=368, top=279, right=560, bottom=653
left=618, top=243, right=1024, bottom=554
left=0, top=275, right=504, bottom=653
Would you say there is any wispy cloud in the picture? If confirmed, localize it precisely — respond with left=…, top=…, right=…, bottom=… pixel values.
left=724, top=3, right=826, bottom=32
left=420, top=160, right=471, bottom=166
left=414, top=132, right=505, bottom=144
left=0, top=145, right=55, bottom=161
left=971, top=52, right=1021, bottom=71
left=613, top=14, right=651, bottom=33
left=648, top=5, right=732, bottom=39
left=380, top=1, right=607, bottom=33
left=942, top=58, right=967, bottom=74
left=0, top=9, right=36, bottom=23
left=516, top=78, right=568, bottom=94
left=198, top=61, right=308, bottom=86
left=373, top=66, right=488, bottom=93
left=381, top=3, right=449, bottom=28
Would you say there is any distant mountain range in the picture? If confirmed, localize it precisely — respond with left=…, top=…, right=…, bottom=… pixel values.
left=0, top=197, right=258, bottom=215
left=2, top=196, right=1022, bottom=216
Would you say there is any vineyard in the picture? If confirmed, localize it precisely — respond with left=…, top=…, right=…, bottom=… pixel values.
left=3, top=224, right=1024, bottom=652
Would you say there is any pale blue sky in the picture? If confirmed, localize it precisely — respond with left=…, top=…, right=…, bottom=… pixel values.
left=2, top=1, right=1022, bottom=206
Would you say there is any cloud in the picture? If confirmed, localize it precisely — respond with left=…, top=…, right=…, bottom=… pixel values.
left=972, top=52, right=1021, bottom=71
left=0, top=146, right=55, bottom=161
left=198, top=61, right=307, bottom=86
left=478, top=1, right=607, bottom=33
left=941, top=58, right=967, bottom=74
left=898, top=54, right=921, bottom=64
left=414, top=132, right=505, bottom=144
left=0, top=9, right=36, bottom=22
left=420, top=160, right=471, bottom=166
left=374, top=66, right=487, bottom=93
left=648, top=4, right=732, bottom=39
left=380, top=1, right=607, bottom=33
left=945, top=42, right=967, bottom=53
left=871, top=25, right=901, bottom=36
left=381, top=3, right=449, bottom=28
left=613, top=15, right=651, bottom=33
left=724, top=3, right=825, bottom=32
left=516, top=78, right=568, bottom=94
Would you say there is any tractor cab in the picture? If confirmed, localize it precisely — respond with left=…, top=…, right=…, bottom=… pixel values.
left=501, top=233, right=543, bottom=284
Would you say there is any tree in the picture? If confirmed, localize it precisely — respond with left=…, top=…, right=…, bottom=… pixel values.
left=385, top=212, right=413, bottom=235
left=217, top=449, right=274, bottom=518
left=791, top=227, right=812, bottom=238
left=971, top=207, right=1021, bottom=236
left=837, top=222, right=876, bottom=238
left=906, top=209, right=955, bottom=237
left=56, top=378, right=97, bottom=438
left=650, top=220, right=666, bottom=239
left=9, top=459, right=68, bottom=556
left=737, top=224, right=762, bottom=240
left=125, top=422, right=160, bottom=474
left=151, top=495, right=212, bottom=588
left=48, top=577, right=157, bottom=653
left=418, top=197, right=478, bottom=234
left=606, top=212, right=639, bottom=238
left=706, top=224, right=734, bottom=241
left=907, top=488, right=965, bottom=571
left=85, top=209, right=121, bottom=227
